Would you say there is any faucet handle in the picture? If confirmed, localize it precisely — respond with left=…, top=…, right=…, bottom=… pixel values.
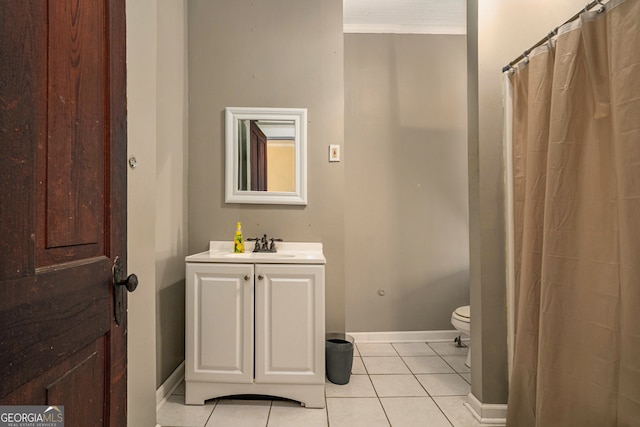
left=269, top=238, right=283, bottom=252
left=246, top=237, right=261, bottom=252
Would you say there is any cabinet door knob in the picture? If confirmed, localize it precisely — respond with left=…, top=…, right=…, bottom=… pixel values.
left=244, top=275, right=251, bottom=281
left=258, top=274, right=264, bottom=280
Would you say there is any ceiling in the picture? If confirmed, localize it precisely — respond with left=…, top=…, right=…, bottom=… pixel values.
left=343, top=0, right=466, bottom=34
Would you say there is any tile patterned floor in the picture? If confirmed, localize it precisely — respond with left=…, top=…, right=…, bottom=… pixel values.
left=157, top=340, right=496, bottom=427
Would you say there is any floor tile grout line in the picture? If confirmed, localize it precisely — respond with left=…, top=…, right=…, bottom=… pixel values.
left=162, top=340, right=469, bottom=427
left=426, top=340, right=461, bottom=426
left=403, top=350, right=457, bottom=425
left=201, top=398, right=216, bottom=427
left=431, top=396, right=456, bottom=427
left=377, top=395, right=393, bottom=426
left=408, top=357, right=433, bottom=398
left=355, top=343, right=395, bottom=426
left=417, top=341, right=457, bottom=426
left=440, top=352, right=470, bottom=376
left=368, top=354, right=393, bottom=427
left=323, top=390, right=330, bottom=427
left=458, top=370, right=471, bottom=385
left=360, top=341, right=463, bottom=426
left=264, top=400, right=273, bottom=427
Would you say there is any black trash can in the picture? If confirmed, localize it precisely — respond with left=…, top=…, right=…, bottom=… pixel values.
left=325, top=333, right=354, bottom=385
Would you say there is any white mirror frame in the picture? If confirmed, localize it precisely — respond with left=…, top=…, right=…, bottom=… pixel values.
left=225, top=107, right=307, bottom=205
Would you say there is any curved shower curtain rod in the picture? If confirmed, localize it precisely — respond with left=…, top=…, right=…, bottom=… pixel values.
left=502, top=0, right=606, bottom=72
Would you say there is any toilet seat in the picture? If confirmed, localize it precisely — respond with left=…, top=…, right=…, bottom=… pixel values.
left=452, top=305, right=470, bottom=323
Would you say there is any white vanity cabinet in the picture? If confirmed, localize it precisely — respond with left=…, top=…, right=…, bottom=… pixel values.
left=185, top=241, right=326, bottom=408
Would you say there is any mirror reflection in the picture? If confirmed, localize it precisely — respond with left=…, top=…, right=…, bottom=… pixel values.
left=237, top=119, right=296, bottom=192
left=225, top=107, right=307, bottom=205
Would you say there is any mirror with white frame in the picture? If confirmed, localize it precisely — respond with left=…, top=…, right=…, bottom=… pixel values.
left=225, top=107, right=307, bottom=205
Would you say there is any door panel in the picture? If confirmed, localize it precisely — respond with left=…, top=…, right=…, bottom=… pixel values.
left=186, top=263, right=254, bottom=383
left=3, top=338, right=107, bottom=426
left=0, top=2, right=43, bottom=282
left=250, top=120, right=268, bottom=191
left=0, top=260, right=111, bottom=395
left=0, top=1, right=128, bottom=425
left=43, top=0, right=105, bottom=253
left=254, top=264, right=325, bottom=384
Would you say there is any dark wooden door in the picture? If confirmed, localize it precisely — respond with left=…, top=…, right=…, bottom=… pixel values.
left=250, top=120, right=268, bottom=191
left=0, top=1, right=128, bottom=425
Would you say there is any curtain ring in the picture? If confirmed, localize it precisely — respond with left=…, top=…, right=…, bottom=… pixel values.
left=546, top=30, right=556, bottom=49
left=586, top=1, right=606, bottom=13
left=522, top=50, right=530, bottom=65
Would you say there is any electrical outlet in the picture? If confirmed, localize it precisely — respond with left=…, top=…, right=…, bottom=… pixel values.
left=329, top=145, right=340, bottom=162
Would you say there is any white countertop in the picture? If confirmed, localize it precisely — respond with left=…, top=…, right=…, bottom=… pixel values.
left=185, top=241, right=326, bottom=264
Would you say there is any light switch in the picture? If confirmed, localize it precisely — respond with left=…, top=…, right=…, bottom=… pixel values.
left=329, top=145, right=340, bottom=162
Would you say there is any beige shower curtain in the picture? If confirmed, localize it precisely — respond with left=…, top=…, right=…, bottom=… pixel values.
left=506, top=0, right=640, bottom=426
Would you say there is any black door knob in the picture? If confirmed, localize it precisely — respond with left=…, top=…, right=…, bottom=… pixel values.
left=117, top=274, right=138, bottom=292
left=112, top=256, right=139, bottom=325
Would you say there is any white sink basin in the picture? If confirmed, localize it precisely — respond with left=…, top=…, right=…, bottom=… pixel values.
left=185, top=241, right=326, bottom=265
left=223, top=252, right=296, bottom=258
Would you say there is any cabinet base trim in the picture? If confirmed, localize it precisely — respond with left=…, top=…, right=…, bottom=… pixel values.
left=185, top=381, right=325, bottom=409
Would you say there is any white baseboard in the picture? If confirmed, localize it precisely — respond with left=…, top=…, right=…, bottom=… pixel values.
left=464, top=392, right=507, bottom=425
left=347, top=330, right=465, bottom=343
left=156, top=361, right=185, bottom=412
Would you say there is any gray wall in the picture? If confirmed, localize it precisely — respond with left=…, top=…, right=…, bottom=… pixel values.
left=344, top=34, right=469, bottom=332
left=126, top=0, right=158, bottom=424
left=155, top=0, right=188, bottom=387
left=187, top=0, right=346, bottom=333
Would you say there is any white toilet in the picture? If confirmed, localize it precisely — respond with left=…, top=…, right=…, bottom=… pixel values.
left=451, top=305, right=471, bottom=368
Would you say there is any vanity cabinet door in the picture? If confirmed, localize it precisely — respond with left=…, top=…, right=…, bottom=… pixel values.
left=254, top=264, right=325, bottom=384
left=186, top=263, right=254, bottom=383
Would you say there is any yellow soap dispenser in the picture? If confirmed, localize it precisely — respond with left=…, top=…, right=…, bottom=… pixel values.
left=233, top=222, right=245, bottom=253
